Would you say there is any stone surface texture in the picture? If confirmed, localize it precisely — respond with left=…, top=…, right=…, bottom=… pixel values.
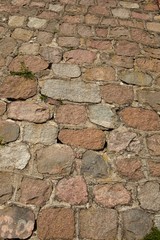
left=0, top=0, right=160, bottom=239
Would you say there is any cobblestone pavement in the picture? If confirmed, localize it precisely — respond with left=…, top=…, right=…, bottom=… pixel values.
left=0, top=0, right=160, bottom=239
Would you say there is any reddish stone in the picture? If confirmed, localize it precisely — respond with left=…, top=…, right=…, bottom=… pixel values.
left=38, top=11, right=59, bottom=20
left=148, top=161, right=160, bottom=177
left=37, top=208, right=74, bottom=240
left=0, top=76, right=37, bottom=100
left=56, top=176, right=88, bottom=205
left=0, top=172, right=13, bottom=204
left=100, top=84, right=133, bottom=105
left=9, top=55, right=48, bottom=73
left=96, top=28, right=108, bottom=37
left=97, top=0, right=117, bottom=7
left=88, top=5, right=110, bottom=15
left=86, top=39, right=112, bottom=51
left=19, top=177, right=52, bottom=206
left=84, top=67, right=115, bottom=81
left=115, top=40, right=140, bottom=56
left=64, top=50, right=96, bottom=64
left=59, top=23, right=76, bottom=36
left=101, top=54, right=134, bottom=68
left=0, top=101, right=6, bottom=116
left=7, top=101, right=51, bottom=123
left=146, top=134, right=160, bottom=156
left=119, top=107, right=160, bottom=131
left=55, top=104, right=87, bottom=125
left=85, top=14, right=100, bottom=25
left=93, top=184, right=131, bottom=207
left=58, top=129, right=106, bottom=150
left=58, top=37, right=79, bottom=47
left=116, top=158, right=144, bottom=180
left=63, top=15, right=83, bottom=23
left=132, top=12, right=151, bottom=20
left=78, top=25, right=93, bottom=37
left=136, top=58, right=160, bottom=73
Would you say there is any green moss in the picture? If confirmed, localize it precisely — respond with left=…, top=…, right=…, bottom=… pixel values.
left=0, top=136, right=4, bottom=145
left=143, top=227, right=160, bottom=240
left=39, top=94, right=48, bottom=102
left=10, top=61, right=35, bottom=80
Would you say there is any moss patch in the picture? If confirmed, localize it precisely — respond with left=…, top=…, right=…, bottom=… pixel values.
left=143, top=227, right=160, bottom=240
left=10, top=61, right=35, bottom=80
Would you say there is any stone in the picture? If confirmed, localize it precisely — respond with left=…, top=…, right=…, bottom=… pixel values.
left=119, top=107, right=160, bottom=131
left=40, top=46, right=62, bottom=63
left=88, top=103, right=118, bottom=128
left=80, top=208, right=118, bottom=240
left=137, top=89, right=160, bottom=111
left=56, top=176, right=88, bottom=205
left=49, top=4, right=64, bottom=12
left=59, top=23, right=77, bottom=36
left=147, top=134, right=160, bottom=156
left=147, top=22, right=160, bottom=33
left=55, top=104, right=87, bottom=125
left=84, top=67, right=115, bottom=81
left=37, top=31, right=53, bottom=44
left=58, top=129, right=106, bottom=150
left=85, top=14, right=100, bottom=25
left=120, top=71, right=153, bottom=86
left=115, top=158, right=144, bottom=180
left=138, top=182, right=160, bottom=211
left=112, top=8, right=130, bottom=19
left=58, top=36, right=79, bottom=47
left=0, top=37, right=16, bottom=57
left=52, top=64, right=81, bottom=78
left=8, top=102, right=51, bottom=123
left=0, top=172, right=14, bottom=204
left=19, top=43, right=39, bottom=55
left=0, top=143, right=30, bottom=170
left=27, top=17, right=47, bottom=29
left=116, top=40, right=140, bottom=56
left=78, top=25, right=93, bottom=37
left=12, top=0, right=30, bottom=6
left=41, top=80, right=101, bottom=103
left=36, top=144, right=74, bottom=176
left=64, top=49, right=96, bottom=64
left=108, top=127, right=139, bottom=153
left=8, top=15, right=25, bottom=27
left=37, top=208, right=74, bottom=239
left=23, top=122, right=58, bottom=145
left=119, top=1, right=139, bottom=8
left=0, top=76, right=37, bottom=100
left=93, top=184, right=131, bottom=207
left=12, top=28, right=33, bottom=41
left=148, top=161, right=160, bottom=177
left=136, top=58, right=160, bottom=73
left=20, top=177, right=52, bottom=206
left=0, top=205, right=34, bottom=239
left=101, top=54, right=134, bottom=68
left=0, top=101, right=6, bottom=116
left=122, top=208, right=153, bottom=240
left=0, top=120, right=19, bottom=144
left=9, top=55, right=48, bottom=73
left=100, top=84, right=134, bottom=105
left=81, top=150, right=109, bottom=179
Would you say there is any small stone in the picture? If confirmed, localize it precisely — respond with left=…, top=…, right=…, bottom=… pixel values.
left=136, top=58, right=160, bottom=73
left=37, top=31, right=53, bottom=44
left=115, top=158, right=144, bottom=180
left=80, top=208, right=118, bottom=240
left=81, top=150, right=109, bottom=179
left=0, top=76, right=37, bottom=100
left=120, top=71, right=153, bottom=86
left=20, top=177, right=52, bottom=206
left=58, top=36, right=79, bottom=47
left=112, top=8, right=130, bottom=19
left=147, top=22, right=160, bottom=33
left=100, top=84, right=134, bottom=105
left=0, top=143, right=30, bottom=170
left=40, top=46, right=62, bottom=63
left=148, top=161, right=160, bottom=177
left=119, top=107, right=160, bottom=131
left=37, top=208, right=74, bottom=239
left=41, top=80, right=101, bottom=103
left=0, top=205, right=35, bottom=239
left=28, top=17, right=47, bottom=29
left=0, top=120, right=19, bottom=144
left=9, top=55, right=48, bottom=73
left=0, top=101, right=6, bottom=116
left=119, top=1, right=139, bottom=8
left=64, top=49, right=96, bottom=64
left=7, top=101, right=51, bottom=123
left=58, top=129, right=106, bottom=150
left=147, top=134, right=160, bottom=156
left=84, top=67, right=115, bottom=81
left=8, top=15, right=25, bottom=27
left=23, top=122, right=58, bottom=145
left=19, top=43, right=39, bottom=55
left=0, top=172, right=14, bottom=204
left=93, top=184, right=131, bottom=207
left=122, top=208, right=153, bottom=240
left=137, top=89, right=160, bottom=111
left=0, top=37, right=17, bottom=57
left=116, top=40, right=140, bottom=56
left=56, top=176, right=88, bottom=205
left=52, top=64, right=81, bottom=78
left=138, top=182, right=160, bottom=211
left=36, top=144, right=74, bottom=176
left=55, top=104, right=87, bottom=125
left=12, top=28, right=33, bottom=41
left=12, top=0, right=30, bottom=6
left=49, top=4, right=64, bottom=12
left=88, top=103, right=118, bottom=128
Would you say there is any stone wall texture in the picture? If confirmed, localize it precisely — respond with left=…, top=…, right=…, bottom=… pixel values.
left=0, top=0, right=160, bottom=239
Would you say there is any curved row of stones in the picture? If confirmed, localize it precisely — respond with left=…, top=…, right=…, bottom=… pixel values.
left=0, top=0, right=160, bottom=239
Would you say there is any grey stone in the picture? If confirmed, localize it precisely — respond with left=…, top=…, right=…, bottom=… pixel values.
left=52, top=64, right=81, bottom=78
left=41, top=80, right=101, bottom=103
left=36, top=144, right=74, bottom=176
left=28, top=17, right=47, bottom=29
left=122, top=208, right=153, bottom=240
left=81, top=150, right=109, bottom=179
left=49, top=4, right=64, bottom=12
left=0, top=37, right=17, bottom=57
left=120, top=71, right=152, bottom=86
left=137, top=89, right=160, bottom=111
left=112, top=8, right=130, bottom=19
left=138, top=182, right=160, bottom=211
left=0, top=120, right=20, bottom=144
left=88, top=103, right=118, bottom=128
left=23, top=122, right=58, bottom=145
left=0, top=143, right=30, bottom=170
left=40, top=47, right=62, bottom=63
